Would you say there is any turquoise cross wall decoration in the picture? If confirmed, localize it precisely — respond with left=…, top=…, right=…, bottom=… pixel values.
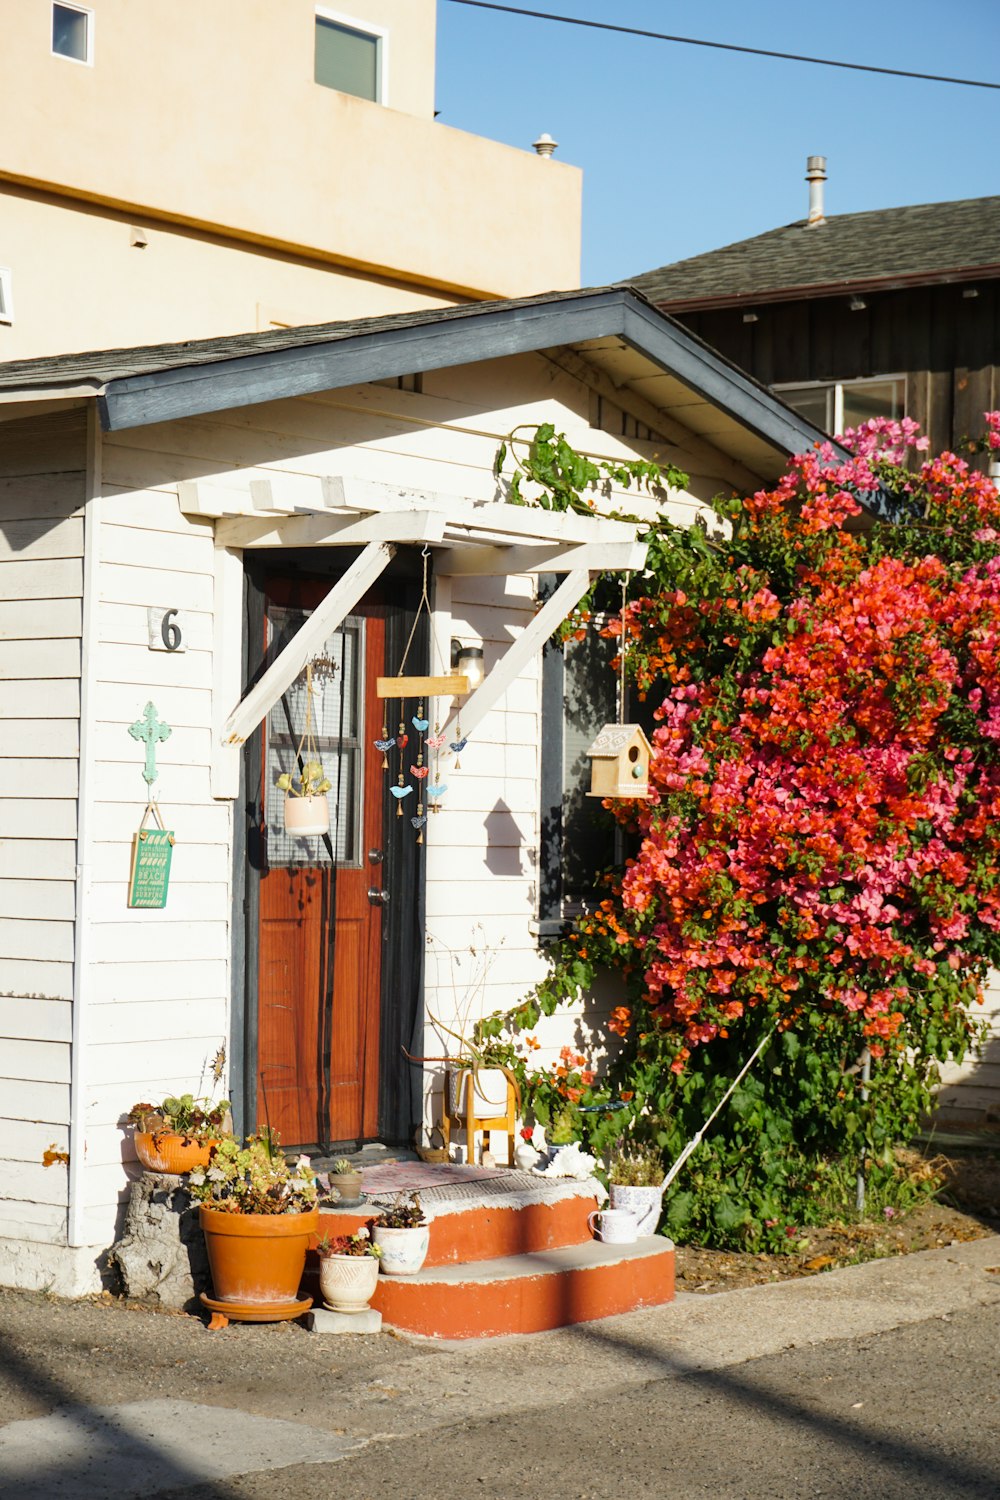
left=129, top=701, right=172, bottom=786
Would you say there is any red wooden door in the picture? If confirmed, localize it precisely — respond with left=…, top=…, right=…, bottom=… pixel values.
left=256, top=579, right=386, bottom=1150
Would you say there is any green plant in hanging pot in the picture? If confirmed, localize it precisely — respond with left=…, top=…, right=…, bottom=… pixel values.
left=277, top=663, right=331, bottom=837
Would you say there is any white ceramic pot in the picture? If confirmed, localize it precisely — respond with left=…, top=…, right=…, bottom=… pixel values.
left=319, top=1253, right=379, bottom=1312
left=283, top=793, right=329, bottom=837
left=377, top=1224, right=430, bottom=1276
left=608, top=1183, right=662, bottom=1237
left=448, top=1067, right=509, bottom=1114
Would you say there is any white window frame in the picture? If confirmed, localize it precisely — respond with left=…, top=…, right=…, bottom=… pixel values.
left=314, top=6, right=389, bottom=105
left=774, top=374, right=908, bottom=434
left=0, top=267, right=13, bottom=326
left=51, top=2, right=94, bottom=67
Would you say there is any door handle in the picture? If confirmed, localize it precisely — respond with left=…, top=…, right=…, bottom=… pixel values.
left=367, top=887, right=390, bottom=907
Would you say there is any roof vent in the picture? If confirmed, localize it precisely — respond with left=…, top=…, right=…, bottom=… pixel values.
left=805, top=155, right=827, bottom=226
left=532, top=132, right=558, bottom=158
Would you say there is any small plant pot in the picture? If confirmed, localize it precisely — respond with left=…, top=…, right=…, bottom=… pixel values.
left=283, top=793, right=329, bottom=837
left=134, top=1131, right=217, bottom=1175
left=330, top=1170, right=364, bottom=1207
left=319, top=1254, right=379, bottom=1312
left=608, top=1183, right=662, bottom=1237
left=376, top=1224, right=430, bottom=1276
left=448, top=1067, right=509, bottom=1114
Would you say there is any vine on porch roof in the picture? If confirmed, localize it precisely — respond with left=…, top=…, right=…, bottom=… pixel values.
left=493, top=422, right=692, bottom=640
left=481, top=415, right=1000, bottom=1250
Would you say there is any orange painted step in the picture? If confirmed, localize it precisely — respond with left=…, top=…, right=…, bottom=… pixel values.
left=318, top=1189, right=598, bottom=1267
left=370, top=1238, right=675, bottom=1340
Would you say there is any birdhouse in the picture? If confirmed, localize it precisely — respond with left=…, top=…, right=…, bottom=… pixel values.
left=586, top=724, right=652, bottom=799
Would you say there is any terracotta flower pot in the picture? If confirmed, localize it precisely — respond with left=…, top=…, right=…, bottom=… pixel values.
left=330, top=1170, right=364, bottom=1207
left=134, top=1131, right=217, bottom=1175
left=283, top=793, right=329, bottom=836
left=319, top=1253, right=379, bottom=1312
left=200, top=1204, right=319, bottom=1306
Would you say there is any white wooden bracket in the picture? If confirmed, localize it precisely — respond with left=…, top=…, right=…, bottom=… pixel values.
left=440, top=568, right=593, bottom=746
left=219, top=539, right=395, bottom=748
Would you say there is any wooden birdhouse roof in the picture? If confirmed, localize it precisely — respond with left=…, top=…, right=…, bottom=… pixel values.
left=586, top=724, right=651, bottom=759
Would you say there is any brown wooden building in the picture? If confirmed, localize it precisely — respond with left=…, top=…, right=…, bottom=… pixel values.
left=631, top=171, right=1000, bottom=455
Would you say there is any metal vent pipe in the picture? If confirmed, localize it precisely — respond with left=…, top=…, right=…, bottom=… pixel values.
left=806, top=155, right=827, bottom=225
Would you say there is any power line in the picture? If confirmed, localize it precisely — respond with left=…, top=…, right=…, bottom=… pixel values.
left=444, top=0, right=1000, bottom=92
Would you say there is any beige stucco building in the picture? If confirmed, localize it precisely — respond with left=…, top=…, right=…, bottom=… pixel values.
left=0, top=0, right=582, bottom=359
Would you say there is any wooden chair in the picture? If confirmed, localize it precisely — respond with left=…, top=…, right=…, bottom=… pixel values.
left=439, top=1066, right=518, bottom=1167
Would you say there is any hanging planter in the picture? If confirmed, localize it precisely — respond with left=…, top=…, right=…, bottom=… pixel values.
left=277, top=662, right=331, bottom=837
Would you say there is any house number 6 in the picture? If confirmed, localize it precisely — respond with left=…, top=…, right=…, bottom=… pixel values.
left=161, top=610, right=182, bottom=651
left=147, top=608, right=187, bottom=653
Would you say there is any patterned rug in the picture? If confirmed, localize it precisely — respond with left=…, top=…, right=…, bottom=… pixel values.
left=358, top=1162, right=508, bottom=1194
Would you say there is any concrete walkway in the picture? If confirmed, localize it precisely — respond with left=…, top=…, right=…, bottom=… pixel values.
left=1, top=1234, right=998, bottom=1497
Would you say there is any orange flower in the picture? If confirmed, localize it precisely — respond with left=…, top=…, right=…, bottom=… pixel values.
left=608, top=1006, right=632, bottom=1037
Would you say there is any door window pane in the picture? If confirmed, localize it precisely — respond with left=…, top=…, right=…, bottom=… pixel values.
left=315, top=16, right=380, bottom=101
left=52, top=4, right=89, bottom=61
left=265, top=606, right=364, bottom=867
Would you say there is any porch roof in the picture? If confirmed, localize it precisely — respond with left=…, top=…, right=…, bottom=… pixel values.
left=0, top=285, right=834, bottom=487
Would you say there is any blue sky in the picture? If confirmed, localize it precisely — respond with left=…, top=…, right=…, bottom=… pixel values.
left=435, top=0, right=1000, bottom=286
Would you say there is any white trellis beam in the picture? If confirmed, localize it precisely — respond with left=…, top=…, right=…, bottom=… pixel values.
left=439, top=568, right=592, bottom=746
left=441, top=539, right=647, bottom=576
left=214, top=509, right=444, bottom=550
left=220, top=540, right=395, bottom=747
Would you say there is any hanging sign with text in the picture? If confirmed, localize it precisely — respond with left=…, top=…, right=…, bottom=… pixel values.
left=127, top=816, right=175, bottom=910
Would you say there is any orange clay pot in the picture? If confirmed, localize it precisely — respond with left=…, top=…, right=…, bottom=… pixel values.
left=200, top=1204, right=319, bottom=1306
left=134, top=1131, right=217, bottom=1175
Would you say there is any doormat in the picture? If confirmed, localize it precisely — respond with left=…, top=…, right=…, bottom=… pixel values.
left=359, top=1162, right=508, bottom=1193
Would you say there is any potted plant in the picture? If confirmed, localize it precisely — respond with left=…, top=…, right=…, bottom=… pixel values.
left=277, top=758, right=331, bottom=836
left=188, top=1132, right=319, bottom=1319
left=127, top=1093, right=231, bottom=1175
left=445, top=1035, right=519, bottom=1116
left=607, top=1140, right=664, bottom=1237
left=315, top=1228, right=382, bottom=1312
left=329, top=1157, right=364, bottom=1207
left=372, top=1192, right=429, bottom=1276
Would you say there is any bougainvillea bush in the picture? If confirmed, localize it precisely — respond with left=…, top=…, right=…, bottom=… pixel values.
left=490, top=417, right=1000, bottom=1249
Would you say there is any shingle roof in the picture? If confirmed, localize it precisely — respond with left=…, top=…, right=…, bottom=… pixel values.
left=0, top=287, right=593, bottom=391
left=630, top=195, right=1000, bottom=309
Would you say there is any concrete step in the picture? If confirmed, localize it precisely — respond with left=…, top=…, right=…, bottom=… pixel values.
left=318, top=1173, right=600, bottom=1267
left=369, top=1237, right=676, bottom=1340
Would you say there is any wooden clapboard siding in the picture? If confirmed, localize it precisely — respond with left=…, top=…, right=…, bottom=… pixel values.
left=0, top=719, right=79, bottom=758
left=0, top=996, right=72, bottom=1041
left=0, top=760, right=78, bottom=799
left=0, top=1201, right=68, bottom=1245
left=0, top=598, right=82, bottom=641
left=82, top=453, right=233, bottom=1254
left=0, top=411, right=85, bottom=1251
left=0, top=958, right=73, bottom=1000
left=0, top=1118, right=69, bottom=1162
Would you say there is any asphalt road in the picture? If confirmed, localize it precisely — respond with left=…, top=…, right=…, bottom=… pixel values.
left=2, top=1237, right=999, bottom=1499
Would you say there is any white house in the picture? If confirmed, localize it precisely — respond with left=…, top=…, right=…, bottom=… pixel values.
left=0, top=286, right=829, bottom=1294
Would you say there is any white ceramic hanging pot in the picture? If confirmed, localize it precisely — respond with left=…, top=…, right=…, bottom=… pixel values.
left=283, top=793, right=329, bottom=837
